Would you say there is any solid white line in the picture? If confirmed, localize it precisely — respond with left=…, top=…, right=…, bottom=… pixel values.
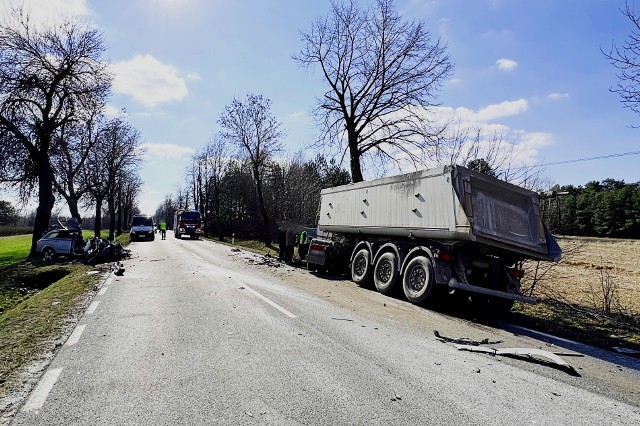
left=65, top=324, right=87, bottom=346
left=192, top=254, right=202, bottom=260
left=242, top=285, right=296, bottom=318
left=98, top=287, right=108, bottom=296
left=22, top=367, right=63, bottom=412
left=104, top=276, right=114, bottom=286
left=86, top=301, right=100, bottom=315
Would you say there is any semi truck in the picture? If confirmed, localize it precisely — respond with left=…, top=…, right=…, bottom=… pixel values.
left=305, top=165, right=561, bottom=311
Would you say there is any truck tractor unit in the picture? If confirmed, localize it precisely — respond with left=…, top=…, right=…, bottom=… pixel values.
left=174, top=209, right=203, bottom=239
left=306, top=165, right=561, bottom=311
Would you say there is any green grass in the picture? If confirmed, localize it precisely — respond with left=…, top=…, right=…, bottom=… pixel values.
left=0, top=263, right=96, bottom=395
left=0, top=235, right=31, bottom=268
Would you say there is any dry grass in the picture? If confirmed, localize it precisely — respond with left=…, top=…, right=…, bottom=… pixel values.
left=515, top=236, right=640, bottom=351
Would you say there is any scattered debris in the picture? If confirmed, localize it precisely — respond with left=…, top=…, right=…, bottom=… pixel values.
left=112, top=262, right=125, bottom=276
left=86, top=270, right=99, bottom=275
left=245, top=412, right=253, bottom=418
left=434, top=330, right=503, bottom=346
left=391, top=393, right=402, bottom=401
left=231, top=248, right=241, bottom=252
left=331, top=318, right=354, bottom=322
left=454, top=344, right=580, bottom=376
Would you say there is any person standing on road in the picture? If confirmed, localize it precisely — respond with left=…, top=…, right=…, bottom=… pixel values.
left=160, top=221, right=167, bottom=240
left=298, top=229, right=309, bottom=261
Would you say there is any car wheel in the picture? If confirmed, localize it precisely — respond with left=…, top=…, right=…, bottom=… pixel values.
left=42, top=247, right=56, bottom=262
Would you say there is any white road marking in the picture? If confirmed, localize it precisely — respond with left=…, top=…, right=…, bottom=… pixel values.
left=21, top=367, right=63, bottom=412
left=104, top=276, right=114, bottom=286
left=192, top=254, right=202, bottom=260
left=86, top=301, right=100, bottom=315
left=98, top=287, right=108, bottom=296
left=65, top=324, right=87, bottom=346
left=241, top=284, right=296, bottom=318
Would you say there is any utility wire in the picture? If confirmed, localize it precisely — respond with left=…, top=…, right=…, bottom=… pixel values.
left=507, top=149, right=640, bottom=171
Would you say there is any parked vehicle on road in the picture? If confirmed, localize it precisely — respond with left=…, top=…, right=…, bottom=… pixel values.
left=306, top=165, right=562, bottom=312
left=130, top=214, right=155, bottom=241
left=174, top=209, right=203, bottom=239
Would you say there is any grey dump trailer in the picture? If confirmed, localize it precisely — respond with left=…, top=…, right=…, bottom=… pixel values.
left=306, top=165, right=561, bottom=311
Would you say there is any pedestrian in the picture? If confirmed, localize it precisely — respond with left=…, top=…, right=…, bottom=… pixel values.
left=160, top=221, right=167, bottom=240
left=285, top=228, right=295, bottom=264
left=298, top=229, right=309, bottom=261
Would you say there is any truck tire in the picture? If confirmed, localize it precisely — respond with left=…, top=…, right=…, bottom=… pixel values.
left=374, top=252, right=398, bottom=294
left=351, top=248, right=372, bottom=286
left=402, top=255, right=434, bottom=304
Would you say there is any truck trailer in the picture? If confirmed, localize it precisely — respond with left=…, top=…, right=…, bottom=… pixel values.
left=306, top=165, right=561, bottom=311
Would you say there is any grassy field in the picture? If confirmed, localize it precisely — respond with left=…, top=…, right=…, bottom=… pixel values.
left=0, top=232, right=128, bottom=396
left=514, top=236, right=640, bottom=350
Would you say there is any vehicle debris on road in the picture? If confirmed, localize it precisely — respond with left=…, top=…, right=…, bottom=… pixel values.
left=434, top=330, right=503, bottom=346
left=454, top=344, right=581, bottom=376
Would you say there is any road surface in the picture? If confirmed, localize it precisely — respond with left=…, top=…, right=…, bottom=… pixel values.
left=10, top=234, right=640, bottom=425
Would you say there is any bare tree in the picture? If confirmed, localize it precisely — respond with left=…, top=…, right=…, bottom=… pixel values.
left=82, top=118, right=143, bottom=239
left=50, top=111, right=106, bottom=222
left=218, top=94, right=283, bottom=246
left=604, top=1, right=640, bottom=117
left=295, top=0, right=453, bottom=182
left=0, top=9, right=111, bottom=255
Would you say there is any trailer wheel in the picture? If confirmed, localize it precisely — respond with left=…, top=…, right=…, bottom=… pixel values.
left=402, top=255, right=434, bottom=304
left=374, top=252, right=398, bottom=294
left=351, top=248, right=372, bottom=286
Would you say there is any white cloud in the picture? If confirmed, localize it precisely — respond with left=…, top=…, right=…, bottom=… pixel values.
left=476, top=99, right=528, bottom=121
left=186, top=73, right=201, bottom=81
left=547, top=93, right=570, bottom=101
left=496, top=58, right=518, bottom=71
left=287, top=111, right=307, bottom=120
left=140, top=143, right=194, bottom=160
left=0, top=0, right=92, bottom=28
left=447, top=78, right=462, bottom=85
left=111, top=55, right=188, bottom=107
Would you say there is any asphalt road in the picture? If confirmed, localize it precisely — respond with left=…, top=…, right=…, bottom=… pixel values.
left=11, top=234, right=640, bottom=425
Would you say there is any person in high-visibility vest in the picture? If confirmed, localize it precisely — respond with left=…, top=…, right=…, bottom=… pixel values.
left=298, top=229, right=309, bottom=261
left=160, top=221, right=167, bottom=240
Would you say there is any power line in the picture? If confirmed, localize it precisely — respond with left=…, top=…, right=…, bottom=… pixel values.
left=508, top=149, right=640, bottom=171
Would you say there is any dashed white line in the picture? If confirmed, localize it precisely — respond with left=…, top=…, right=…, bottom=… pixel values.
left=98, top=286, right=108, bottom=296
left=241, top=284, right=296, bottom=318
left=86, top=301, right=100, bottom=315
left=21, top=367, right=63, bottom=412
left=65, top=324, right=87, bottom=346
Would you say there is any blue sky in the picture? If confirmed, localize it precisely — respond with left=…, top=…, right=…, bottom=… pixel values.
left=4, top=0, right=640, bottom=215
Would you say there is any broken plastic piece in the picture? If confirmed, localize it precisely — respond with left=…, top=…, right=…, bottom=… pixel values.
left=454, top=344, right=580, bottom=376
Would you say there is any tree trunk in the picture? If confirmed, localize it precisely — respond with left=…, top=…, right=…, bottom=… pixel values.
left=348, top=128, right=363, bottom=183
left=94, top=197, right=103, bottom=237
left=29, top=163, right=56, bottom=257
left=66, top=192, right=82, bottom=222
left=253, top=168, right=271, bottom=246
left=108, top=198, right=116, bottom=241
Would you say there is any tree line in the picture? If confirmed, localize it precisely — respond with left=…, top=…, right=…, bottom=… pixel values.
left=543, top=179, right=640, bottom=239
left=0, top=9, right=144, bottom=255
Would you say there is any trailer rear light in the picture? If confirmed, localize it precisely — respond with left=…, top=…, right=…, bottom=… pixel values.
left=509, top=268, right=525, bottom=279
left=437, top=250, right=453, bottom=262
left=310, top=243, right=325, bottom=251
